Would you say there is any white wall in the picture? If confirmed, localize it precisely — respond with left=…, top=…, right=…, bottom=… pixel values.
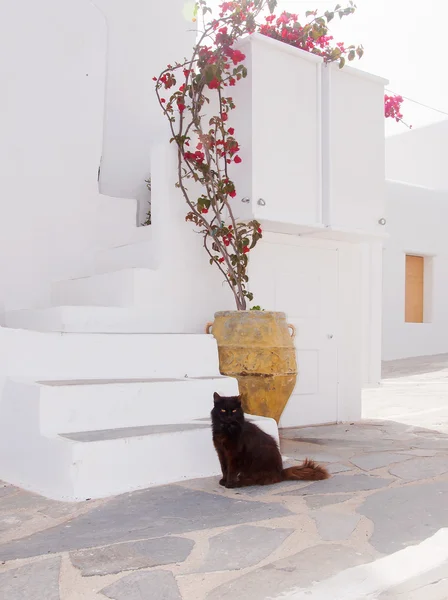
left=0, top=0, right=196, bottom=315
left=0, top=1, right=127, bottom=312
left=386, top=121, right=448, bottom=190
left=92, top=0, right=196, bottom=201
left=382, top=181, right=448, bottom=360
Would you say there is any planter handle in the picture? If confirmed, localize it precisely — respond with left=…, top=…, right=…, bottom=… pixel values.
left=205, top=322, right=214, bottom=334
left=287, top=323, right=296, bottom=339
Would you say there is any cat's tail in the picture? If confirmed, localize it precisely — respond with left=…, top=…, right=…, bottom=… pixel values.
left=282, top=459, right=329, bottom=481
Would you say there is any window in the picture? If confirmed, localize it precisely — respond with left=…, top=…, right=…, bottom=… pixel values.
left=405, top=254, right=433, bottom=323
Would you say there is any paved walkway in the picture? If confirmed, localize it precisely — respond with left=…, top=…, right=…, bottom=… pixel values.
left=2, top=355, right=448, bottom=599
left=364, top=353, right=448, bottom=433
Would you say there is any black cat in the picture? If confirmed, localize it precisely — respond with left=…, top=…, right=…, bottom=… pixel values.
left=211, top=393, right=329, bottom=488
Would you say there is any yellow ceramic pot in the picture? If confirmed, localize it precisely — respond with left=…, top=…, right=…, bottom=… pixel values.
left=206, top=311, right=297, bottom=423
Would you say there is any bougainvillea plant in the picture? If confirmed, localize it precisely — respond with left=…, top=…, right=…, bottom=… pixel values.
left=155, top=0, right=406, bottom=310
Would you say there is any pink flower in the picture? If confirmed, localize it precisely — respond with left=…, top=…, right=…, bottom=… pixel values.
left=208, top=77, right=220, bottom=90
left=231, top=49, right=246, bottom=65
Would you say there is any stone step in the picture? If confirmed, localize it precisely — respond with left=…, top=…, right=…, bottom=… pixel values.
left=4, top=306, right=173, bottom=333
left=0, top=377, right=278, bottom=500
left=24, top=376, right=239, bottom=434
left=51, top=268, right=155, bottom=308
left=68, top=414, right=277, bottom=500
left=95, top=227, right=156, bottom=275
left=1, top=329, right=222, bottom=380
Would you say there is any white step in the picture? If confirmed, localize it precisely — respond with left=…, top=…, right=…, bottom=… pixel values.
left=97, top=195, right=138, bottom=233
left=4, top=306, right=171, bottom=333
left=1, top=328, right=222, bottom=380
left=51, top=268, right=156, bottom=308
left=0, top=377, right=278, bottom=501
left=32, top=376, right=239, bottom=434
left=68, top=415, right=278, bottom=500
left=95, top=228, right=156, bottom=274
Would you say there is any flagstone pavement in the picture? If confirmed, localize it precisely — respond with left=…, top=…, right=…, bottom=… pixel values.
left=1, top=354, right=448, bottom=600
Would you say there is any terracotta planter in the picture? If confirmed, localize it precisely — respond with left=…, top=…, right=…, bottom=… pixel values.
left=206, top=311, right=297, bottom=423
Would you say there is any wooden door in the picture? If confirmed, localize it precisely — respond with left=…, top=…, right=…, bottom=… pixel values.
left=405, top=255, right=424, bottom=323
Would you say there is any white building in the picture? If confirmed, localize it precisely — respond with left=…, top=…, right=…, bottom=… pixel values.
left=383, top=122, right=448, bottom=360
left=0, top=0, right=387, bottom=500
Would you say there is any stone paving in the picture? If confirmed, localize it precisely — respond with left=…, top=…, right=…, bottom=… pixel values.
left=1, top=355, right=448, bottom=599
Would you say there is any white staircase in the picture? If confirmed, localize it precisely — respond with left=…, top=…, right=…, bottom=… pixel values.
left=95, top=226, right=156, bottom=274
left=0, top=326, right=278, bottom=502
left=0, top=228, right=278, bottom=501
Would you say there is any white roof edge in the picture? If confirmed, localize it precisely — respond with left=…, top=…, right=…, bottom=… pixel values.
left=236, top=32, right=323, bottom=64
left=327, top=61, right=389, bottom=85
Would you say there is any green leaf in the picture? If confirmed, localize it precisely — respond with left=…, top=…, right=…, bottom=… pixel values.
left=339, top=56, right=346, bottom=69
left=331, top=47, right=342, bottom=59
left=348, top=50, right=356, bottom=61
left=267, top=0, right=277, bottom=14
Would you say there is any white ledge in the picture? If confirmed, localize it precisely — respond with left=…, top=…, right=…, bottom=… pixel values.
left=236, top=32, right=324, bottom=64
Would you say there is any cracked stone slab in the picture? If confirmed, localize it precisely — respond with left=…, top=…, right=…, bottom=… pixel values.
left=0, top=489, right=76, bottom=519
left=279, top=474, right=391, bottom=496
left=312, top=510, right=361, bottom=541
left=281, top=424, right=386, bottom=442
left=0, top=557, right=60, bottom=599
left=304, top=494, right=354, bottom=510
left=350, top=452, right=412, bottom=471
left=196, top=525, right=293, bottom=573
left=389, top=457, right=448, bottom=481
left=277, top=449, right=344, bottom=463
left=70, top=536, right=194, bottom=576
left=327, top=463, right=353, bottom=474
left=101, top=570, right=181, bottom=600
left=0, top=483, right=16, bottom=499
left=359, top=481, right=448, bottom=553
left=206, top=544, right=370, bottom=600
left=397, top=449, right=439, bottom=457
left=0, top=484, right=291, bottom=561
left=410, top=438, right=448, bottom=450
left=0, top=512, right=33, bottom=535
left=233, top=480, right=311, bottom=497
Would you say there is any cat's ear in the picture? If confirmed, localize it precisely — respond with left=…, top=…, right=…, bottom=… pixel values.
left=236, top=395, right=243, bottom=406
left=213, top=392, right=221, bottom=404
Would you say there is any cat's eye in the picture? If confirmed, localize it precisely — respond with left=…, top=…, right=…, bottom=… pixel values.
left=221, top=409, right=226, bottom=413
left=232, top=409, right=237, bottom=413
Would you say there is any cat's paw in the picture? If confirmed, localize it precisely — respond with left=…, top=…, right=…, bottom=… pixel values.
left=225, top=481, right=239, bottom=489
left=219, top=478, right=226, bottom=486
